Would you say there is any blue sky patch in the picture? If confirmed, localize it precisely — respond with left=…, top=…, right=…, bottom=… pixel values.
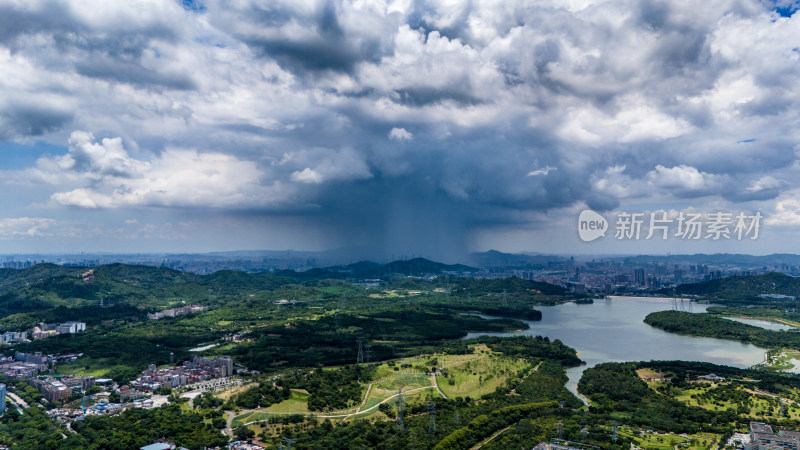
left=0, top=141, right=66, bottom=170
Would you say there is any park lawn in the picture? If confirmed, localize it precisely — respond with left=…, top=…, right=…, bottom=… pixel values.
left=629, top=430, right=719, bottom=450
left=369, top=372, right=433, bottom=406
left=437, top=352, right=530, bottom=399
left=54, top=356, right=123, bottom=378
left=369, top=344, right=489, bottom=382
left=379, top=386, right=441, bottom=409
left=265, top=389, right=310, bottom=413
left=232, top=411, right=267, bottom=428
left=667, top=383, right=800, bottom=421
left=635, top=368, right=667, bottom=381
left=215, top=382, right=258, bottom=402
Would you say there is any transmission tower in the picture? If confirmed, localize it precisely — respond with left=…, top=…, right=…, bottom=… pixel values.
left=335, top=293, right=346, bottom=332
left=612, top=420, right=618, bottom=444
left=454, top=410, right=460, bottom=429
left=264, top=410, right=269, bottom=429
left=428, top=401, right=436, bottom=435
left=356, top=335, right=365, bottom=364
left=396, top=388, right=404, bottom=431
left=365, top=340, right=373, bottom=364
left=282, top=437, right=296, bottom=450
left=557, top=421, right=563, bottom=440
left=502, top=289, right=508, bottom=306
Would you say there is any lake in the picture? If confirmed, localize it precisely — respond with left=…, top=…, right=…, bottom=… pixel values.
left=463, top=296, right=766, bottom=403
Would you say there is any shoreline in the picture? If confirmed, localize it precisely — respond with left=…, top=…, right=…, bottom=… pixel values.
left=607, top=295, right=694, bottom=301
left=722, top=315, right=800, bottom=329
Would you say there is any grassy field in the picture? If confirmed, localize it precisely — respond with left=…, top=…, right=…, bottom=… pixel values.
left=215, top=382, right=258, bottom=402
left=656, top=382, right=800, bottom=421
left=368, top=371, right=434, bottom=410
left=622, top=428, right=720, bottom=450
left=232, top=411, right=268, bottom=428
left=229, top=344, right=531, bottom=426
left=54, top=356, right=121, bottom=378
left=230, top=389, right=311, bottom=426
left=635, top=368, right=667, bottom=381
left=436, top=350, right=530, bottom=399
left=265, top=389, right=310, bottom=413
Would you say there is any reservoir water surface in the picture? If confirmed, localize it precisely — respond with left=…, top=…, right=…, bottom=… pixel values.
left=463, top=296, right=766, bottom=402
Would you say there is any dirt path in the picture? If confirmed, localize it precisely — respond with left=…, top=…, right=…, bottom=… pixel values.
left=356, top=384, right=373, bottom=412
left=432, top=374, right=447, bottom=399
left=470, top=426, right=511, bottom=449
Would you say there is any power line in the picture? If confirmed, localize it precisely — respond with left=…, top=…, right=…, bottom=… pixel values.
left=335, top=293, right=346, bottom=332
left=356, top=335, right=365, bottom=365
left=365, top=339, right=373, bottom=364
left=428, top=401, right=436, bottom=435
left=396, top=388, right=404, bottom=432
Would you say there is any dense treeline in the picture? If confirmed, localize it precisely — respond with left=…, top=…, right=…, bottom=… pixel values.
left=0, top=403, right=227, bottom=450
left=513, top=360, right=583, bottom=407
left=579, top=362, right=737, bottom=433
left=1, top=375, right=44, bottom=406
left=671, top=272, right=800, bottom=304
left=640, top=360, right=800, bottom=396
left=220, top=309, right=528, bottom=372
left=645, top=310, right=800, bottom=350
left=434, top=401, right=561, bottom=450
left=233, top=382, right=291, bottom=409
left=67, top=403, right=229, bottom=449
left=281, top=364, right=374, bottom=411
left=481, top=335, right=582, bottom=367
left=436, top=304, right=543, bottom=320
left=0, top=405, right=66, bottom=449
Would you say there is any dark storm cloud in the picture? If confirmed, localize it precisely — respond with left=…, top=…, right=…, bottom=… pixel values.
left=75, top=58, right=195, bottom=90
left=2, top=0, right=800, bottom=256
left=229, top=1, right=392, bottom=76
left=0, top=105, right=73, bottom=139
left=0, top=5, right=74, bottom=43
left=0, top=2, right=187, bottom=91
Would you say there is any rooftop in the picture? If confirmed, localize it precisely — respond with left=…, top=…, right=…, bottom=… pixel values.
left=751, top=422, right=774, bottom=435
left=140, top=444, right=173, bottom=450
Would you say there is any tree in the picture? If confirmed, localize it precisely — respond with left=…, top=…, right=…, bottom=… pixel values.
left=234, top=425, right=255, bottom=441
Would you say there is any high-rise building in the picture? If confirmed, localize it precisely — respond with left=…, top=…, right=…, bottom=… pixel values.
left=0, top=383, right=6, bottom=414
left=634, top=268, right=646, bottom=286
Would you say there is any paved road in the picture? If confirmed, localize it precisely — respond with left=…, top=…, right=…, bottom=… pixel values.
left=7, top=392, right=29, bottom=408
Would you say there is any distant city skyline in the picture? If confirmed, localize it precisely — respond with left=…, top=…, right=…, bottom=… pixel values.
left=1, top=1, right=799, bottom=259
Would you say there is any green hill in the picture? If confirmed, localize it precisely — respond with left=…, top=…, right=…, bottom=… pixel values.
left=672, top=272, right=800, bottom=304
left=324, top=257, right=477, bottom=278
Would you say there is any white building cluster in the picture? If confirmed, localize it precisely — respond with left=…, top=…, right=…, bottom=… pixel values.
left=130, top=355, right=234, bottom=391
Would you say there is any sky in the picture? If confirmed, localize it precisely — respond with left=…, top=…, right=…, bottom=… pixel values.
left=1, top=0, right=800, bottom=261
